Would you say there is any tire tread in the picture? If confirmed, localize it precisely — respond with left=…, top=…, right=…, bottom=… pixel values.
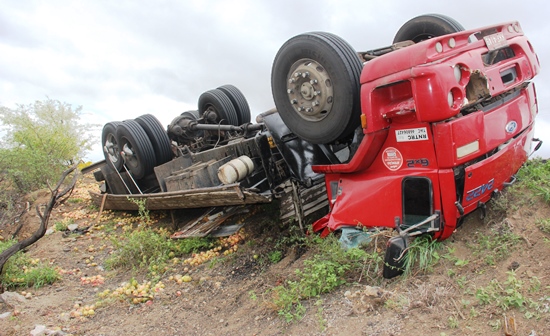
left=116, top=120, right=156, bottom=179
left=135, top=114, right=173, bottom=166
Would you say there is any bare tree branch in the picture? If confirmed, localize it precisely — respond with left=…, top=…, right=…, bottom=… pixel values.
left=10, top=202, right=30, bottom=239
left=0, top=164, right=78, bottom=292
left=56, top=170, right=79, bottom=205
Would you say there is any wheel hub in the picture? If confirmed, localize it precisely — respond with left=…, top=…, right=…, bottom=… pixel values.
left=300, top=82, right=315, bottom=100
left=104, top=135, right=120, bottom=164
left=121, top=143, right=138, bottom=168
left=286, top=59, right=333, bottom=122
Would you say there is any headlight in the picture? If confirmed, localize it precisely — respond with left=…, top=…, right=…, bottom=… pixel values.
left=448, top=91, right=454, bottom=108
left=454, top=66, right=462, bottom=83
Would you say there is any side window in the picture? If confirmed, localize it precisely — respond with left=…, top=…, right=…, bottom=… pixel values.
left=402, top=177, right=433, bottom=226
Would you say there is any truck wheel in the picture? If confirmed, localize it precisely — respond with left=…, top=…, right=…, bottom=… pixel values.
left=102, top=121, right=124, bottom=172
left=182, top=110, right=201, bottom=119
left=135, top=114, right=173, bottom=166
left=393, top=14, right=464, bottom=43
left=198, top=89, right=239, bottom=126
left=116, top=120, right=156, bottom=180
left=93, top=169, right=105, bottom=182
left=272, top=32, right=363, bottom=144
left=217, top=85, right=251, bottom=125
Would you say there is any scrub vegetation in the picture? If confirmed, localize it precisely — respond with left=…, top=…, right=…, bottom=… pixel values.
left=0, top=99, right=96, bottom=193
left=0, top=160, right=548, bottom=335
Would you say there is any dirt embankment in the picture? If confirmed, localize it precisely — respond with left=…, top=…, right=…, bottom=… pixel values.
left=0, top=176, right=549, bottom=335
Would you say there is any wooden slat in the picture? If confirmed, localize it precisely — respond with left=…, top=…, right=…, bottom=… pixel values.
left=89, top=188, right=272, bottom=211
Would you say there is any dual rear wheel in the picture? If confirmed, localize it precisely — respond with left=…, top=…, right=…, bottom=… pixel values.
left=102, top=85, right=252, bottom=179
left=198, top=85, right=251, bottom=126
left=102, top=115, right=172, bottom=180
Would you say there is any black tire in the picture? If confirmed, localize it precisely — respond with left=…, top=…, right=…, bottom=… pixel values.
left=217, top=85, right=251, bottom=125
left=135, top=114, right=173, bottom=166
left=198, top=89, right=239, bottom=126
left=393, top=14, right=465, bottom=44
left=93, top=169, right=105, bottom=182
left=190, top=110, right=201, bottom=119
left=271, top=32, right=363, bottom=144
left=181, top=110, right=201, bottom=119
left=116, top=120, right=156, bottom=180
left=102, top=121, right=124, bottom=172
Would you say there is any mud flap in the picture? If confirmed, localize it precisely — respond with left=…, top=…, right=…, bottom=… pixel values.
left=383, top=236, right=408, bottom=279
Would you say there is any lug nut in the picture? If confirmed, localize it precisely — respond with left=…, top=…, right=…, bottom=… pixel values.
left=291, top=99, right=297, bottom=104
left=314, top=90, right=321, bottom=96
left=302, top=72, right=309, bottom=78
left=312, top=101, right=319, bottom=106
left=288, top=78, right=296, bottom=84
left=287, top=89, right=294, bottom=94
left=294, top=72, right=302, bottom=77
left=310, top=79, right=318, bottom=85
left=306, top=107, right=313, bottom=113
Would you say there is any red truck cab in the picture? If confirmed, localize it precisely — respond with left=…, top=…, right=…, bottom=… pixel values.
left=309, top=21, right=540, bottom=249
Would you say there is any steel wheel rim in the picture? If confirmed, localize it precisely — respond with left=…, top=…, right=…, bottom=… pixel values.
left=286, top=58, right=334, bottom=122
left=121, top=141, right=139, bottom=170
left=104, top=134, right=121, bottom=165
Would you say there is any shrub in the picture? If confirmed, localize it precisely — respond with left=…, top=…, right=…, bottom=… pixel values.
left=105, top=228, right=212, bottom=276
left=270, top=236, right=383, bottom=321
left=0, top=98, right=96, bottom=192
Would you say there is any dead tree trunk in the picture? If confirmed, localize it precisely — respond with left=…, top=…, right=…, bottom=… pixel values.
left=0, top=165, right=79, bottom=292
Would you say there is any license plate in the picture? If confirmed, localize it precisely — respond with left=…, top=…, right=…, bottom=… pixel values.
left=483, top=32, right=508, bottom=51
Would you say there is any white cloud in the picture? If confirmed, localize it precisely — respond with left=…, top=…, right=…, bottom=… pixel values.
left=0, top=0, right=549, bottom=162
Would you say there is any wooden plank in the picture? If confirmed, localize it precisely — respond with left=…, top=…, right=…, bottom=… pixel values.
left=89, top=187, right=272, bottom=211
left=279, top=181, right=327, bottom=223
left=171, top=207, right=247, bottom=238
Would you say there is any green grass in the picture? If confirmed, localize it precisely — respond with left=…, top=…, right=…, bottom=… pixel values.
left=535, top=218, right=550, bottom=234
left=447, top=315, right=459, bottom=329
left=275, top=225, right=312, bottom=249
left=269, top=236, right=383, bottom=322
left=475, top=271, right=550, bottom=319
left=0, top=240, right=60, bottom=289
left=476, top=271, right=527, bottom=311
left=469, top=224, right=520, bottom=265
left=105, top=228, right=213, bottom=276
left=126, top=197, right=151, bottom=223
left=268, top=250, right=283, bottom=263
left=517, top=158, right=550, bottom=202
left=54, top=218, right=74, bottom=231
left=488, top=159, right=550, bottom=220
left=403, top=235, right=443, bottom=276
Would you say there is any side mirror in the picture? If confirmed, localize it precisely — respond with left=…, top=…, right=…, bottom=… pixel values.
left=383, top=236, right=408, bottom=279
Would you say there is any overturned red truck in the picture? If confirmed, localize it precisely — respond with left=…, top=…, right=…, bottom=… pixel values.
left=90, top=14, right=541, bottom=278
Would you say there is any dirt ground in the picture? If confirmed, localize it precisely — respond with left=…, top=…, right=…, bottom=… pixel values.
left=0, top=176, right=549, bottom=336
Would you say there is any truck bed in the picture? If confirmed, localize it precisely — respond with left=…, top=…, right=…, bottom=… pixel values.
left=88, top=183, right=272, bottom=211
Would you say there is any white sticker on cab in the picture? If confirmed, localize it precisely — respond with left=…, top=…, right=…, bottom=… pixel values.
left=395, top=127, right=428, bottom=142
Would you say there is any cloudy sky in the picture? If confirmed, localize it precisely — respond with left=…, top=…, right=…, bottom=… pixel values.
left=1, top=0, right=549, bottom=161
